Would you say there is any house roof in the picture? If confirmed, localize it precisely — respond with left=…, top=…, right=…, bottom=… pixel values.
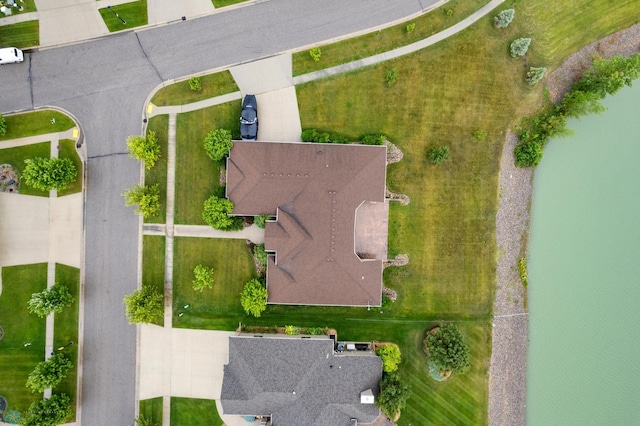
left=220, top=336, right=382, bottom=426
left=226, top=141, right=387, bottom=306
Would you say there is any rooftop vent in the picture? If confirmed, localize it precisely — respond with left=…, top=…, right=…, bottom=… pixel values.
left=360, top=389, right=374, bottom=404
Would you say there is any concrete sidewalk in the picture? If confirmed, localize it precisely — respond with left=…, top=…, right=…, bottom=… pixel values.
left=143, top=223, right=265, bottom=244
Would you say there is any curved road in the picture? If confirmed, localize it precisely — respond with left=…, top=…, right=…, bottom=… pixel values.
left=0, top=0, right=438, bottom=424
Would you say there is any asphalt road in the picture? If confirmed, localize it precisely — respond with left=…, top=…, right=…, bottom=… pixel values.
left=0, top=0, right=437, bottom=424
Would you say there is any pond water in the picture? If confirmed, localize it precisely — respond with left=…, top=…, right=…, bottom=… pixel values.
left=527, top=83, right=640, bottom=425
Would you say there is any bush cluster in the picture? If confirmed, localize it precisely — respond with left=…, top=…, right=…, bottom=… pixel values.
left=0, top=113, right=7, bottom=136
left=23, top=157, right=77, bottom=191
left=301, top=128, right=350, bottom=144
left=240, top=278, right=268, bottom=318
left=203, top=128, right=233, bottom=161
left=254, top=213, right=270, bottom=229
left=376, top=344, right=402, bottom=373
left=188, top=77, right=202, bottom=91
left=253, top=243, right=268, bottom=265
left=202, top=194, right=243, bottom=231
left=518, top=257, right=528, bottom=287
left=309, top=47, right=322, bottom=62
left=361, top=133, right=387, bottom=145
left=426, top=145, right=450, bottom=165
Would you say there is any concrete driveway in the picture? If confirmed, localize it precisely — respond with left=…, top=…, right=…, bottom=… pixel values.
left=35, top=0, right=109, bottom=47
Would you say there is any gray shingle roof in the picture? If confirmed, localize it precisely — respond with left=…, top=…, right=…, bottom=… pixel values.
left=220, top=336, right=382, bottom=426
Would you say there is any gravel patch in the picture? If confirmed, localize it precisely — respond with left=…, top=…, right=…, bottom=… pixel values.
left=488, top=23, right=640, bottom=426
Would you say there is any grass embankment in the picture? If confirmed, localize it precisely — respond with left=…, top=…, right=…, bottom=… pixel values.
left=174, top=101, right=240, bottom=225
left=53, top=264, right=80, bottom=420
left=0, top=21, right=39, bottom=48
left=0, top=142, right=50, bottom=197
left=292, top=0, right=490, bottom=76
left=0, top=111, right=75, bottom=142
left=99, top=0, right=147, bottom=32
left=171, top=397, right=224, bottom=425
left=144, top=116, right=169, bottom=224
left=139, top=397, right=163, bottom=424
left=211, top=0, right=247, bottom=7
left=151, top=71, right=239, bottom=106
left=0, top=264, right=47, bottom=414
left=142, top=236, right=165, bottom=326
left=57, top=139, right=83, bottom=196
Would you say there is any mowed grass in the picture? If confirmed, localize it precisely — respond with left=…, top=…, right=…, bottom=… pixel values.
left=0, top=264, right=47, bottom=414
left=142, top=236, right=165, bottom=327
left=151, top=71, right=239, bottom=106
left=144, top=116, right=169, bottom=224
left=139, top=397, right=163, bottom=424
left=172, top=237, right=256, bottom=328
left=0, top=20, right=39, bottom=48
left=0, top=111, right=75, bottom=142
left=53, top=264, right=80, bottom=420
left=170, top=397, right=224, bottom=426
left=99, top=0, right=148, bottom=32
left=211, top=0, right=247, bottom=7
left=174, top=101, right=240, bottom=225
left=0, top=142, right=51, bottom=197
left=292, top=0, right=490, bottom=75
left=58, top=139, right=83, bottom=197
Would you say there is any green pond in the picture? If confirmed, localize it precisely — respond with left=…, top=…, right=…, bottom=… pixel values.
left=527, top=83, right=640, bottom=425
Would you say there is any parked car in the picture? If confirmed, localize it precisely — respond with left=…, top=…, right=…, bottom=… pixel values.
left=240, top=94, right=258, bottom=141
left=0, top=47, right=24, bottom=65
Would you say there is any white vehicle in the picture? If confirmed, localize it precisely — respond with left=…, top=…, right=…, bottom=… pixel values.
left=0, top=47, right=24, bottom=65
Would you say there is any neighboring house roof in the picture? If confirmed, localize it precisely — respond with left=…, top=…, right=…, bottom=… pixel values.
left=226, top=141, right=387, bottom=306
left=220, top=336, right=382, bottom=426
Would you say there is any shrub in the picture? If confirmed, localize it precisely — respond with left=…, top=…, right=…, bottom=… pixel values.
left=301, top=128, right=350, bottom=144
left=385, top=68, right=398, bottom=87
left=381, top=295, right=393, bottom=309
left=405, top=23, right=416, bottom=33
left=192, top=264, right=214, bottom=292
left=472, top=130, right=487, bottom=142
left=426, top=146, right=450, bottom=165
left=518, top=257, right=528, bottom=287
left=0, top=113, right=7, bottom=136
left=360, top=133, right=387, bottom=145
left=494, top=9, right=515, bottom=28
left=26, top=353, right=73, bottom=392
left=22, top=393, right=72, bottom=426
left=203, top=129, right=233, bottom=162
left=309, top=47, right=322, bottom=62
left=514, top=141, right=543, bottom=168
left=240, top=278, right=268, bottom=317
left=135, top=415, right=158, bottom=426
left=423, top=323, right=470, bottom=373
left=527, top=66, right=547, bottom=85
left=127, top=131, right=160, bottom=170
left=28, top=282, right=74, bottom=318
left=444, top=8, right=453, bottom=16
left=23, top=157, right=77, bottom=191
left=253, top=243, right=268, bottom=265
left=123, top=285, right=164, bottom=324
left=188, top=77, right=202, bottom=91
left=122, top=184, right=160, bottom=219
left=376, top=344, right=402, bottom=373
left=284, top=325, right=300, bottom=335
left=573, top=53, right=640, bottom=97
left=254, top=213, right=270, bottom=229
left=558, top=90, right=606, bottom=118
left=510, top=38, right=531, bottom=57
left=376, top=373, right=411, bottom=419
left=202, top=194, right=243, bottom=231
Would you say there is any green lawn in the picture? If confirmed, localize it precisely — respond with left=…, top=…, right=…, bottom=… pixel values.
left=144, top=116, right=169, bottom=224
left=52, top=264, right=80, bottom=420
left=170, top=397, right=224, bottom=426
left=142, top=236, right=166, bottom=327
left=0, top=264, right=48, bottom=415
left=174, top=101, right=240, bottom=225
left=292, top=0, right=490, bottom=76
left=0, top=142, right=51, bottom=197
left=151, top=71, right=239, bottom=106
left=58, top=139, right=83, bottom=197
left=19, top=0, right=38, bottom=13
left=0, top=20, right=39, bottom=48
left=0, top=111, right=76, bottom=142
left=211, top=0, right=247, bottom=7
left=139, top=397, right=163, bottom=424
left=171, top=237, right=256, bottom=328
left=99, top=0, right=148, bottom=32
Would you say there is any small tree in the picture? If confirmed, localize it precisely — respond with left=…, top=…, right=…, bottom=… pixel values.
left=253, top=243, right=268, bottom=266
left=0, top=113, right=7, bottom=136
left=26, top=353, right=73, bottom=392
left=203, top=129, right=233, bottom=161
left=376, top=373, right=411, bottom=420
left=376, top=344, right=402, bottom=373
left=527, top=66, right=547, bottom=85
left=514, top=140, right=543, bottom=168
left=423, top=324, right=470, bottom=373
left=23, top=157, right=77, bottom=191
left=122, top=184, right=160, bottom=219
left=127, top=132, right=160, bottom=170
left=426, top=146, right=450, bottom=165
left=28, top=283, right=74, bottom=318
left=573, top=53, right=640, bottom=98
left=510, top=38, right=531, bottom=57
left=188, top=77, right=202, bottom=92
left=254, top=213, right=270, bottom=229
left=240, top=278, right=268, bottom=318
left=22, top=393, right=72, bottom=426
left=494, top=9, right=515, bottom=28
left=123, top=285, right=164, bottom=324
left=202, top=194, right=243, bottom=231
left=192, top=264, right=214, bottom=292
left=309, top=47, right=322, bottom=62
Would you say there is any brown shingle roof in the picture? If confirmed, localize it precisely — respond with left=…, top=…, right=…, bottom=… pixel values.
left=226, top=141, right=387, bottom=306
